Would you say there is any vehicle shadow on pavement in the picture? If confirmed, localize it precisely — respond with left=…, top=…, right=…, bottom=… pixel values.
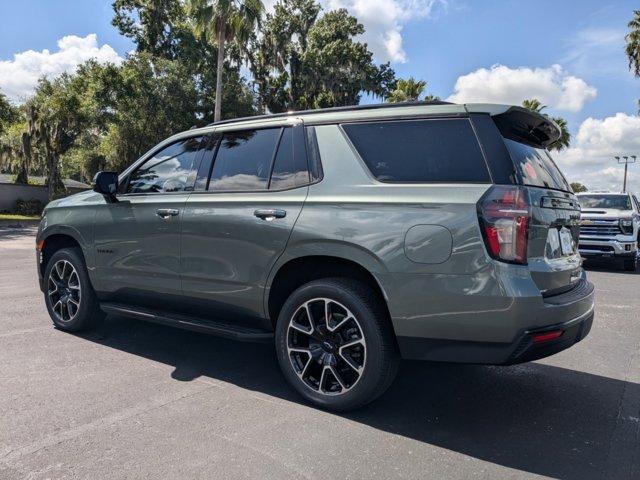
left=583, top=262, right=640, bottom=275
left=76, top=314, right=638, bottom=480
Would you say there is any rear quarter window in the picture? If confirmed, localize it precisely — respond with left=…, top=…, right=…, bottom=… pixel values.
left=503, top=139, right=570, bottom=192
left=341, top=118, right=490, bottom=183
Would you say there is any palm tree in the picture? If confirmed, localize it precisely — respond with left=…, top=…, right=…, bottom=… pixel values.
left=386, top=77, right=439, bottom=103
left=626, top=10, right=640, bottom=77
left=522, top=98, right=545, bottom=112
left=627, top=10, right=640, bottom=113
left=549, top=116, right=571, bottom=151
left=387, top=77, right=426, bottom=102
left=521, top=98, right=571, bottom=151
left=188, top=0, right=264, bottom=122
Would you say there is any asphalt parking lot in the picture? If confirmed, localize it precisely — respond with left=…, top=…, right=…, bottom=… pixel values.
left=0, top=226, right=639, bottom=480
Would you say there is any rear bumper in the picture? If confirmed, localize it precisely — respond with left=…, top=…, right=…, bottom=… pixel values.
left=502, top=307, right=593, bottom=364
left=397, top=306, right=593, bottom=365
left=395, top=278, right=595, bottom=365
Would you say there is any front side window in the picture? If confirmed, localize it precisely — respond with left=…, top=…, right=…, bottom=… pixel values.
left=127, top=137, right=203, bottom=194
left=209, top=128, right=281, bottom=191
left=342, top=119, right=490, bottom=183
left=578, top=194, right=632, bottom=210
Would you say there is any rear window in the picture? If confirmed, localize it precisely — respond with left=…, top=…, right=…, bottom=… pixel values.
left=578, top=195, right=632, bottom=210
left=503, top=139, right=570, bottom=192
left=342, top=119, right=490, bottom=183
left=269, top=127, right=310, bottom=190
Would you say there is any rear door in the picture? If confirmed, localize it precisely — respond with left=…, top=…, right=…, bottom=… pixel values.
left=504, top=138, right=582, bottom=292
left=93, top=136, right=205, bottom=307
left=179, top=123, right=311, bottom=325
left=474, top=112, right=582, bottom=293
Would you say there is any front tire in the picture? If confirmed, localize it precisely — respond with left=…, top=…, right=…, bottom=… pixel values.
left=275, top=278, right=399, bottom=411
left=43, top=247, right=104, bottom=332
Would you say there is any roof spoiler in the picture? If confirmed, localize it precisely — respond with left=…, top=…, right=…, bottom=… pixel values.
left=489, top=106, right=561, bottom=149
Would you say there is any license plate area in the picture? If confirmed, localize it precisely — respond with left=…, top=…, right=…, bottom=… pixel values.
left=559, top=227, right=574, bottom=255
left=547, top=227, right=575, bottom=258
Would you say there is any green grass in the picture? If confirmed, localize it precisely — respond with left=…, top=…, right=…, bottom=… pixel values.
left=0, top=213, right=41, bottom=221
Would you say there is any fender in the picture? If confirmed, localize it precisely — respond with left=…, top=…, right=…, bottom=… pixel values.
left=38, top=222, right=98, bottom=288
left=262, top=238, right=391, bottom=320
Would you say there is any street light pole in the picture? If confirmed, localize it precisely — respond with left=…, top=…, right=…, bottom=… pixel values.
left=616, top=155, right=637, bottom=193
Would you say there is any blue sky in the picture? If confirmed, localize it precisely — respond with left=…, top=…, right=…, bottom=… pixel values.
left=1, top=0, right=639, bottom=189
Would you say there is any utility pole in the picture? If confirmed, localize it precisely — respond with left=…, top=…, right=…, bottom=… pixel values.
left=615, top=155, right=637, bottom=193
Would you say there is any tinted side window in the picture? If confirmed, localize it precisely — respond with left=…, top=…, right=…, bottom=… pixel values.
left=194, top=134, right=219, bottom=191
left=342, top=119, right=489, bottom=183
left=305, top=126, right=323, bottom=182
left=209, top=129, right=280, bottom=191
left=269, top=127, right=309, bottom=190
left=127, top=137, right=203, bottom=193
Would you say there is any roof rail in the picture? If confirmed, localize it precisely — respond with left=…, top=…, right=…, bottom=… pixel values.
left=206, top=100, right=454, bottom=127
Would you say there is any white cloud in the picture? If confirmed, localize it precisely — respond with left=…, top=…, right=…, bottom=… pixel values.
left=447, top=64, right=597, bottom=112
left=262, top=0, right=447, bottom=63
left=325, top=0, right=446, bottom=62
left=554, top=113, right=640, bottom=191
left=0, top=34, right=123, bottom=103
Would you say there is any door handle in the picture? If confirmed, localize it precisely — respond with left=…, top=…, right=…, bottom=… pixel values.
left=254, top=209, right=287, bottom=221
left=156, top=208, right=180, bottom=219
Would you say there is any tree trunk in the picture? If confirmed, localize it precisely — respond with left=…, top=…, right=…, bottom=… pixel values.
left=14, top=132, right=31, bottom=185
left=44, top=127, right=66, bottom=201
left=214, top=24, right=226, bottom=123
left=46, top=149, right=66, bottom=201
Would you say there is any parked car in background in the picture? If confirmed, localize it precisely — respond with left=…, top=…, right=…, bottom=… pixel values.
left=576, top=192, right=640, bottom=271
left=36, top=102, right=594, bottom=411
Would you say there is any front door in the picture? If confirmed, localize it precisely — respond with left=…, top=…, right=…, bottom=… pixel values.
left=180, top=124, right=311, bottom=325
left=93, top=136, right=204, bottom=308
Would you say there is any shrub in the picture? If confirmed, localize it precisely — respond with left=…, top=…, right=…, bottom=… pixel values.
left=15, top=198, right=43, bottom=216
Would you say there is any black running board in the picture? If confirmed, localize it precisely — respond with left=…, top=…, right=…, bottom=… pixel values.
left=100, top=303, right=274, bottom=343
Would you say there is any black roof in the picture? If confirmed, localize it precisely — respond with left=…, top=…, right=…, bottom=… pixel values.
left=206, top=100, right=453, bottom=127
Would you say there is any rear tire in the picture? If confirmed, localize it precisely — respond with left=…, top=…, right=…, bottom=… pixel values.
left=43, top=247, right=104, bottom=332
left=275, top=278, right=399, bottom=411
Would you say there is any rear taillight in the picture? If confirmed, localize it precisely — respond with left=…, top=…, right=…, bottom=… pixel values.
left=478, top=186, right=531, bottom=265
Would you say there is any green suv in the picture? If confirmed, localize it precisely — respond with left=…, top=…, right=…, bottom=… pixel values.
left=36, top=102, right=595, bottom=411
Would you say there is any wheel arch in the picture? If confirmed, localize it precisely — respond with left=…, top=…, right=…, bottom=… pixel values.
left=39, top=226, right=88, bottom=277
left=265, top=254, right=392, bottom=330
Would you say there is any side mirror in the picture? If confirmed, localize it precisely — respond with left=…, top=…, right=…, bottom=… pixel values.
left=93, top=171, right=119, bottom=202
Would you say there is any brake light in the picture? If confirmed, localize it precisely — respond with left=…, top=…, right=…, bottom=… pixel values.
left=478, top=186, right=531, bottom=264
left=532, top=330, right=563, bottom=344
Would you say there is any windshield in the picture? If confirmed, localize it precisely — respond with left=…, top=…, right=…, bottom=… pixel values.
left=578, top=195, right=632, bottom=210
left=503, top=139, right=571, bottom=192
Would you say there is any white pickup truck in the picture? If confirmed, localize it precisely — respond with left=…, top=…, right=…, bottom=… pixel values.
left=576, top=192, right=640, bottom=271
